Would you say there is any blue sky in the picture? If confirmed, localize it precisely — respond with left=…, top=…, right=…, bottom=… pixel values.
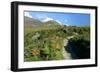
left=24, top=11, right=90, bottom=26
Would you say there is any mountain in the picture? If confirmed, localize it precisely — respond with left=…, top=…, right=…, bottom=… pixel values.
left=24, top=16, right=61, bottom=27
left=44, top=20, right=61, bottom=26
left=24, top=16, right=43, bottom=27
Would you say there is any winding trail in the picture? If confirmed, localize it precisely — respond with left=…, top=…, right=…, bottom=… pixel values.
left=62, top=36, right=77, bottom=59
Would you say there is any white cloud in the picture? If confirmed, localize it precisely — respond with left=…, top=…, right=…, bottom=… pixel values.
left=37, top=16, right=62, bottom=25
left=42, top=17, right=53, bottom=22
left=32, top=15, right=53, bottom=22
left=55, top=20, right=62, bottom=25
left=64, top=24, right=69, bottom=26
left=24, top=12, right=32, bottom=18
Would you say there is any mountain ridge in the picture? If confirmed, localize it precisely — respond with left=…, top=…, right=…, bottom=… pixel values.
left=24, top=16, right=61, bottom=27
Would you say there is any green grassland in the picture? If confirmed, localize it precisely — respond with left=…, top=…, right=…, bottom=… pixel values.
left=24, top=25, right=90, bottom=62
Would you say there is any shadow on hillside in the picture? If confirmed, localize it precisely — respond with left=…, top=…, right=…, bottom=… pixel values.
left=64, top=41, right=79, bottom=59
left=64, top=40, right=90, bottom=59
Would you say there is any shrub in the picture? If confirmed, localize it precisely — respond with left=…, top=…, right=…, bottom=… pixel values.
left=69, top=34, right=90, bottom=59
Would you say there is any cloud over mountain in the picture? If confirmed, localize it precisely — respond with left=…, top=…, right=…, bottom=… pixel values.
left=37, top=16, right=62, bottom=25
left=33, top=15, right=54, bottom=23
left=41, top=17, right=53, bottom=22
left=24, top=12, right=32, bottom=18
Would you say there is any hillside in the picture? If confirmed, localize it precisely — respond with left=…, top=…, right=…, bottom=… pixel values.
left=24, top=16, right=61, bottom=28
left=24, top=16, right=90, bottom=61
left=24, top=16, right=43, bottom=27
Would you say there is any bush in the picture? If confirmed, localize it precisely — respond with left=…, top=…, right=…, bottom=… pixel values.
left=69, top=34, right=90, bottom=59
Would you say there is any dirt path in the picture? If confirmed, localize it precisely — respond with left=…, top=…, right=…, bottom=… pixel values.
left=62, top=36, right=76, bottom=59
